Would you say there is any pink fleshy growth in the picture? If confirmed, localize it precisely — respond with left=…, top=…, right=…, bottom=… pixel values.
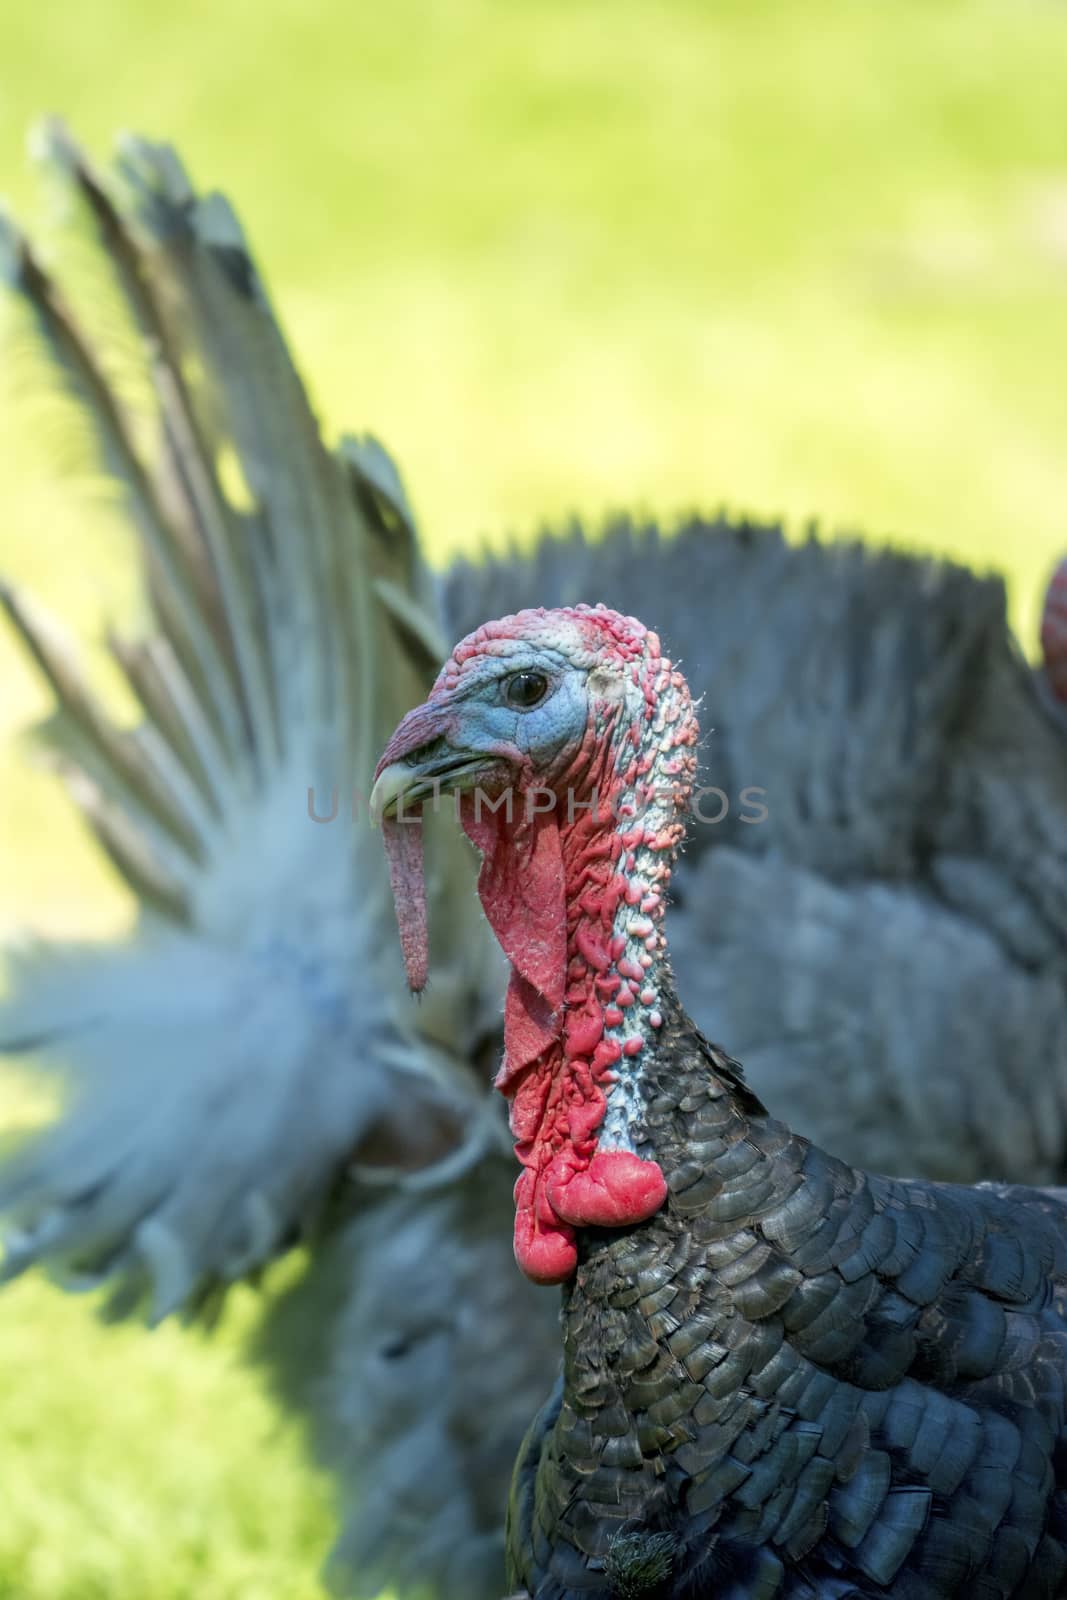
left=506, top=1060, right=553, bottom=1142
left=513, top=1168, right=578, bottom=1283
left=575, top=924, right=611, bottom=972
left=1042, top=557, right=1067, bottom=705
left=496, top=970, right=562, bottom=1094
left=594, top=1037, right=623, bottom=1068
left=381, top=813, right=428, bottom=993
left=567, top=1093, right=609, bottom=1144
left=462, top=798, right=567, bottom=1084
left=547, top=1149, right=667, bottom=1229
left=565, top=1010, right=605, bottom=1057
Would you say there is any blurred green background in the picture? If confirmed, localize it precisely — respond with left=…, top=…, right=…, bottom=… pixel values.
left=1, top=1, right=1066, bottom=1594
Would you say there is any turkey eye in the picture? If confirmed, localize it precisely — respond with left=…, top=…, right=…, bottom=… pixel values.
left=504, top=670, right=549, bottom=709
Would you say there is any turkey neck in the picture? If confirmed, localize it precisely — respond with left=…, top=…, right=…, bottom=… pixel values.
left=478, top=653, right=703, bottom=1285
left=513, top=1001, right=806, bottom=1584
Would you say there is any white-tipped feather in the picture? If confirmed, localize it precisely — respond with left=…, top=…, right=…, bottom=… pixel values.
left=0, top=894, right=488, bottom=1314
left=0, top=128, right=498, bottom=1317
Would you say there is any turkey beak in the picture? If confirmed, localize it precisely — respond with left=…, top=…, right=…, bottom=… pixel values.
left=370, top=751, right=491, bottom=819
left=371, top=700, right=491, bottom=821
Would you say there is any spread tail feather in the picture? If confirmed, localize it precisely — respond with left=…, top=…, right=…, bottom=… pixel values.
left=0, top=125, right=500, bottom=1318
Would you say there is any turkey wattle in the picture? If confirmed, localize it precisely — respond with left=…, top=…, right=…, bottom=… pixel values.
left=374, top=605, right=1067, bottom=1600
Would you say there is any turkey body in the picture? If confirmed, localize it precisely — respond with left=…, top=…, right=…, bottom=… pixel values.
left=372, top=601, right=1067, bottom=1600
left=445, top=522, right=1067, bottom=1187
left=508, top=993, right=1067, bottom=1599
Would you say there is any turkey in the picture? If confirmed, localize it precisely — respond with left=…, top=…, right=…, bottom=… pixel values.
left=444, top=527, right=1067, bottom=1186
left=1, top=123, right=1067, bottom=1600
left=374, top=603, right=1067, bottom=1599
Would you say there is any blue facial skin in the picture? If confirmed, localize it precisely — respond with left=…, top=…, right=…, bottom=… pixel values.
left=430, top=648, right=597, bottom=780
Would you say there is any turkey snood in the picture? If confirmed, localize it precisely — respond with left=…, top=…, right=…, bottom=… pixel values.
left=374, top=604, right=1067, bottom=1600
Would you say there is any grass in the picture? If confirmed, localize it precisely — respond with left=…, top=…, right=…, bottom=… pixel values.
left=0, top=1276, right=334, bottom=1600
left=0, top=0, right=1066, bottom=1594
